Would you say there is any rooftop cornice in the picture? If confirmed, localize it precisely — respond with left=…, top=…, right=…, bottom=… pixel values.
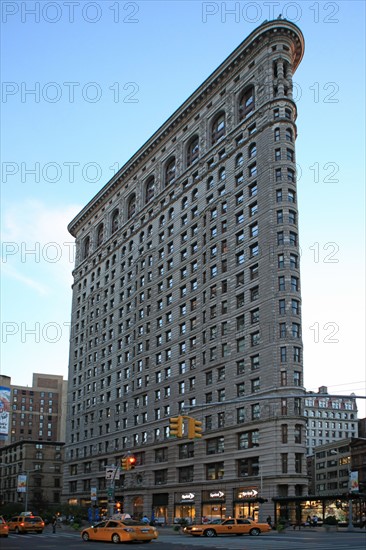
left=68, top=19, right=304, bottom=236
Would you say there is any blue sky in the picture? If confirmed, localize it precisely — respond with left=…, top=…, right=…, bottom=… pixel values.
left=1, top=1, right=365, bottom=415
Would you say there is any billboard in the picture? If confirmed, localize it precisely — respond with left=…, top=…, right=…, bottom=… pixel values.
left=0, top=385, right=11, bottom=439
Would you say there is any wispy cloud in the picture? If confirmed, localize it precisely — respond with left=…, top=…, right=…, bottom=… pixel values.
left=1, top=199, right=81, bottom=287
left=1, top=263, right=50, bottom=296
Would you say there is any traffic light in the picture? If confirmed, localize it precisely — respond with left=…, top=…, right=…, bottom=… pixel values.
left=127, top=455, right=136, bottom=470
left=169, top=416, right=183, bottom=437
left=188, top=416, right=203, bottom=439
left=121, top=457, right=128, bottom=470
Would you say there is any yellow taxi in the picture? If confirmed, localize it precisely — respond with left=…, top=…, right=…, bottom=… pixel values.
left=183, top=517, right=272, bottom=537
left=81, top=518, right=158, bottom=543
left=7, top=514, right=45, bottom=534
left=0, top=516, right=9, bottom=537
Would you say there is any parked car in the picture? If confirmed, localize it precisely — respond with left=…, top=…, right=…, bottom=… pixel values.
left=81, top=518, right=158, bottom=543
left=7, top=515, right=45, bottom=534
left=0, top=516, right=9, bottom=537
left=183, top=517, right=272, bottom=537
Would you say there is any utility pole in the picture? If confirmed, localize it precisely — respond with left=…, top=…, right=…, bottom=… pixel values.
left=107, top=465, right=120, bottom=518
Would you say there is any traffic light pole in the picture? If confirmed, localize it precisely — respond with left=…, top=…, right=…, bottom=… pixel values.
left=107, top=454, right=136, bottom=518
left=107, top=466, right=120, bottom=518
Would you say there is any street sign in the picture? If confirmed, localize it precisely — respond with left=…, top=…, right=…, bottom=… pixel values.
left=106, top=467, right=120, bottom=480
left=91, top=487, right=97, bottom=501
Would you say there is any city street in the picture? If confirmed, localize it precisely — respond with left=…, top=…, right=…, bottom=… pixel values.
left=1, top=526, right=365, bottom=550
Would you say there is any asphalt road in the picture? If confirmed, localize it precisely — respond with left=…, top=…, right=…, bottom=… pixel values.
left=1, top=525, right=365, bottom=550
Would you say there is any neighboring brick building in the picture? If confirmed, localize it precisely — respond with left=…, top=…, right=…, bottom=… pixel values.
left=0, top=373, right=67, bottom=512
left=0, top=373, right=67, bottom=445
left=64, top=18, right=306, bottom=523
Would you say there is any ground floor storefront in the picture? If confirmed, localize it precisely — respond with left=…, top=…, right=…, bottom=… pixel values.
left=273, top=494, right=366, bottom=527
left=74, top=483, right=269, bottom=524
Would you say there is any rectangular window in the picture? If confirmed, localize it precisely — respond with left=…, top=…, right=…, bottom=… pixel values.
left=251, top=403, right=260, bottom=420
left=206, top=462, right=224, bottom=480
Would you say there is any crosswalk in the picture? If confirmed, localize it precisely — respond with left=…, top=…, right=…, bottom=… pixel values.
left=8, top=530, right=80, bottom=539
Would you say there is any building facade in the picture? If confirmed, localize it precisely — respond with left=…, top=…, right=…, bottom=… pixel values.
left=304, top=386, right=358, bottom=456
left=0, top=439, right=64, bottom=512
left=298, top=437, right=366, bottom=525
left=63, top=19, right=306, bottom=523
left=0, top=373, right=67, bottom=446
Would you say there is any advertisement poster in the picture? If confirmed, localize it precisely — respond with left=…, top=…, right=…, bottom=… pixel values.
left=0, top=386, right=11, bottom=438
left=350, top=471, right=359, bottom=493
left=17, top=474, right=27, bottom=493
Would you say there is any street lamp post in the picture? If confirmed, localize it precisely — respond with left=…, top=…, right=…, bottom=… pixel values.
left=347, top=497, right=355, bottom=532
left=20, top=467, right=55, bottom=513
left=20, top=469, right=40, bottom=512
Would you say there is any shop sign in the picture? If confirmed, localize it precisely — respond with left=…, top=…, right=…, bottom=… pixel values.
left=238, top=488, right=258, bottom=499
left=209, top=490, right=225, bottom=499
left=181, top=492, right=195, bottom=501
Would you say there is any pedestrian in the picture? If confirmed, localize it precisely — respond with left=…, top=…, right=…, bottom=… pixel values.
left=142, top=515, right=149, bottom=524
left=312, top=514, right=318, bottom=527
left=266, top=515, right=272, bottom=528
left=360, top=513, right=366, bottom=528
left=52, top=516, right=57, bottom=533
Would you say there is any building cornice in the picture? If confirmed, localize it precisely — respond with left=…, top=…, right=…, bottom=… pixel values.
left=68, top=19, right=304, bottom=237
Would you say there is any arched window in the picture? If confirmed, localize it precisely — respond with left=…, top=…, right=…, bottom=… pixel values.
left=192, top=188, right=198, bottom=201
left=285, top=108, right=292, bottom=120
left=111, top=209, right=119, bottom=233
left=207, top=176, right=214, bottom=190
left=96, top=224, right=104, bottom=247
left=239, top=86, right=255, bottom=120
left=145, top=176, right=155, bottom=204
left=83, top=236, right=90, bottom=260
left=248, top=143, right=257, bottom=159
left=159, top=215, right=165, bottom=227
left=286, top=128, right=293, bottom=142
left=236, top=153, right=244, bottom=167
left=211, top=112, right=226, bottom=145
left=187, top=135, right=199, bottom=166
left=165, top=157, right=176, bottom=186
left=127, top=194, right=136, bottom=219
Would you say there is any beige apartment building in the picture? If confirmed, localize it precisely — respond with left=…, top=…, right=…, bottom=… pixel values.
left=63, top=18, right=306, bottom=523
